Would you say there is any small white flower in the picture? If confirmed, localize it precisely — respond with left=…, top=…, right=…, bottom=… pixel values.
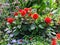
left=15, top=16, right=18, bottom=19
left=10, top=34, right=14, bottom=37
left=17, top=25, right=21, bottom=29
left=15, top=6, right=19, bottom=9
left=7, top=22, right=10, bottom=25
left=7, top=43, right=11, bottom=45
left=6, top=30, right=11, bottom=34
left=3, top=3, right=10, bottom=6
left=17, top=39, right=23, bottom=44
left=5, top=28, right=9, bottom=31
left=11, top=39, right=17, bottom=43
left=13, top=21, right=16, bottom=24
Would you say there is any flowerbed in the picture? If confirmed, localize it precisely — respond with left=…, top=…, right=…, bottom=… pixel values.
left=0, top=0, right=60, bottom=45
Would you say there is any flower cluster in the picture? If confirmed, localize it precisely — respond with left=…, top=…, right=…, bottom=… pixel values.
left=6, top=8, right=39, bottom=24
left=6, top=8, right=53, bottom=24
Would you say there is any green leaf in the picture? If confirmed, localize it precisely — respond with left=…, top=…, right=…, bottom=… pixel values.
left=32, top=4, right=40, bottom=9
left=13, top=29, right=20, bottom=36
left=39, top=24, right=44, bottom=29
left=57, top=40, right=60, bottom=45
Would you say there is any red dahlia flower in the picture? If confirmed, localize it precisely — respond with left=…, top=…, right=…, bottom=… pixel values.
left=32, top=13, right=39, bottom=20
left=19, top=9, right=23, bottom=13
left=24, top=8, right=29, bottom=12
left=7, top=17, right=14, bottom=24
left=45, top=17, right=52, bottom=24
left=56, top=33, right=60, bottom=40
left=14, top=12, right=18, bottom=16
left=20, top=10, right=26, bottom=17
left=51, top=38, right=57, bottom=45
